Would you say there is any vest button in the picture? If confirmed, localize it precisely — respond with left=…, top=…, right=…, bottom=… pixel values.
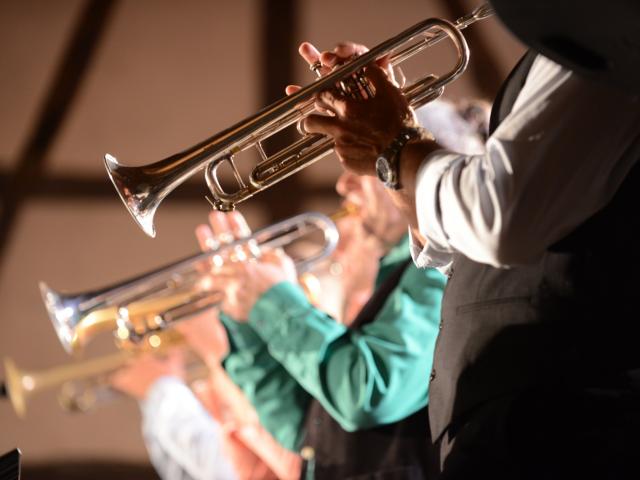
left=430, top=370, right=436, bottom=382
left=300, top=446, right=315, bottom=461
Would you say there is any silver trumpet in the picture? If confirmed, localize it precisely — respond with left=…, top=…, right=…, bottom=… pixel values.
left=105, top=4, right=493, bottom=237
left=40, top=211, right=339, bottom=355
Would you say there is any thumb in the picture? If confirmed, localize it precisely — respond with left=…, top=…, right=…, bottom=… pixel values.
left=260, top=248, right=286, bottom=267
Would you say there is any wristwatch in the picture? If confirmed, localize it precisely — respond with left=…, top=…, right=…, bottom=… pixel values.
left=375, top=127, right=423, bottom=190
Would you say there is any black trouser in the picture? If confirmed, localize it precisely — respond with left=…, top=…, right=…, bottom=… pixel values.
left=435, top=384, right=640, bottom=480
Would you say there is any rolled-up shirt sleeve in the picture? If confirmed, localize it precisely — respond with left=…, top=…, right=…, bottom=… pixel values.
left=247, top=261, right=444, bottom=432
left=141, top=377, right=238, bottom=480
left=412, top=55, right=640, bottom=268
left=220, top=314, right=311, bottom=452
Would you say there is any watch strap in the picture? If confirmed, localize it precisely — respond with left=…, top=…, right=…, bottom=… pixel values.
left=376, top=126, right=423, bottom=189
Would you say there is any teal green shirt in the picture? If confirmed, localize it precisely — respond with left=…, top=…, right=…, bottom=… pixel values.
left=221, top=236, right=446, bottom=451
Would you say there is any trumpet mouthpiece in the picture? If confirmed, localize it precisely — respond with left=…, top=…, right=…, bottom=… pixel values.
left=330, top=202, right=359, bottom=221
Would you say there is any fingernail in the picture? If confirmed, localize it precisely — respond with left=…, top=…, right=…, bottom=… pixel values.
left=300, top=42, right=318, bottom=55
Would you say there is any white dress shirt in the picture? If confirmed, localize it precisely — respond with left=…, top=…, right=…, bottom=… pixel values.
left=412, top=55, right=640, bottom=269
left=141, top=377, right=238, bottom=480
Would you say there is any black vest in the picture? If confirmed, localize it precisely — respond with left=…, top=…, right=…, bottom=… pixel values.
left=300, top=259, right=434, bottom=480
left=428, top=53, right=640, bottom=441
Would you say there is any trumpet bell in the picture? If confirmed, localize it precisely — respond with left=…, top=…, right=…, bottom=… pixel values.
left=3, top=357, right=27, bottom=418
left=39, top=282, right=118, bottom=355
left=39, top=282, right=78, bottom=354
left=104, top=153, right=159, bottom=238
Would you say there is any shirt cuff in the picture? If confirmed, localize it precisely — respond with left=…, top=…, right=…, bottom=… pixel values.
left=412, top=151, right=461, bottom=268
left=408, top=229, right=453, bottom=272
left=219, top=312, right=264, bottom=351
left=415, top=150, right=456, bottom=248
left=410, top=151, right=457, bottom=269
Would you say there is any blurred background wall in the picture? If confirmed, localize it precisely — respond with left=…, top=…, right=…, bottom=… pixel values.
left=0, top=0, right=524, bottom=474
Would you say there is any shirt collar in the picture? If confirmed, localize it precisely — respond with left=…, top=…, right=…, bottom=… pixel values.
left=376, top=234, right=410, bottom=287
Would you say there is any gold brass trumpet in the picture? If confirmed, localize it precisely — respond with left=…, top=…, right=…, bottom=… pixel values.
left=2, top=330, right=188, bottom=418
left=105, top=4, right=493, bottom=237
left=40, top=211, right=339, bottom=355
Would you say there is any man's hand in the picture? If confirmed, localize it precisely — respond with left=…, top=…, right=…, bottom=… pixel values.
left=285, top=41, right=400, bottom=93
left=289, top=40, right=438, bottom=241
left=210, top=248, right=297, bottom=322
left=287, top=41, right=416, bottom=176
left=304, top=65, right=417, bottom=176
left=174, top=313, right=229, bottom=368
left=196, top=211, right=297, bottom=322
left=109, top=351, right=185, bottom=400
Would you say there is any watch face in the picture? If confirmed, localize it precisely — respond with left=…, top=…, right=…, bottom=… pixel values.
left=376, top=157, right=390, bottom=183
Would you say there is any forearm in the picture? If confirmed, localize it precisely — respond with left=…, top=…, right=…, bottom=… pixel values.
left=412, top=56, right=640, bottom=267
left=249, top=277, right=443, bottom=431
left=141, top=377, right=237, bottom=480
left=221, top=318, right=310, bottom=451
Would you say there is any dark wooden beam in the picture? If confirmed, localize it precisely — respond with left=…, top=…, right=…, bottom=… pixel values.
left=261, top=0, right=298, bottom=106
left=0, top=172, right=336, bottom=205
left=259, top=0, right=303, bottom=221
left=0, top=0, right=118, bottom=266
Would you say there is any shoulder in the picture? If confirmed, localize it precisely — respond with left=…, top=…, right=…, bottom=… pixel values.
left=399, top=263, right=446, bottom=301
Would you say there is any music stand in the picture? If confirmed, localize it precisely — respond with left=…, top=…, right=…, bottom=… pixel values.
left=0, top=449, right=21, bottom=480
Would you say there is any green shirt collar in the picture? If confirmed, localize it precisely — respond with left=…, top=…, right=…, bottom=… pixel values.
left=376, top=234, right=410, bottom=287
